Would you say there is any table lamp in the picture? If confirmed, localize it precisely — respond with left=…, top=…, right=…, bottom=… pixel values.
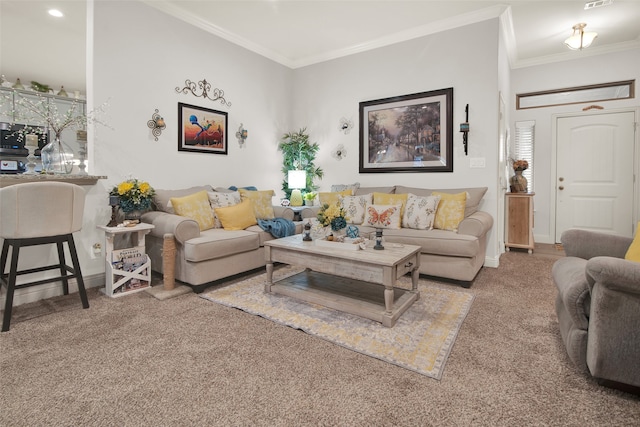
left=288, top=170, right=306, bottom=207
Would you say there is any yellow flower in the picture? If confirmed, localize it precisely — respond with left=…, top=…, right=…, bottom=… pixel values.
left=117, top=182, right=134, bottom=195
left=139, top=182, right=151, bottom=194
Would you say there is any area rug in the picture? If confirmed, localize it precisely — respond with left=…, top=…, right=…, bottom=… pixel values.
left=200, top=267, right=474, bottom=379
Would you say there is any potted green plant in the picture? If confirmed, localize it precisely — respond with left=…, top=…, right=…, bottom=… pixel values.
left=278, top=128, right=323, bottom=199
left=303, top=192, right=317, bottom=206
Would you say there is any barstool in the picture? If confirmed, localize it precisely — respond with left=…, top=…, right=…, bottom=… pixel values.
left=0, top=182, right=89, bottom=332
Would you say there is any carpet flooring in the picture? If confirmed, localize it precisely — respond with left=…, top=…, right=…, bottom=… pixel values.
left=1, top=251, right=638, bottom=426
left=201, top=267, right=474, bottom=379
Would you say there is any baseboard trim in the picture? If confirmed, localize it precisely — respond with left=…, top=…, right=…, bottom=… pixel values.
left=1, top=273, right=106, bottom=307
left=484, top=255, right=500, bottom=268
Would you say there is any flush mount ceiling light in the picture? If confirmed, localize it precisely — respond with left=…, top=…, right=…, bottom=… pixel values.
left=48, top=9, right=64, bottom=18
left=564, top=23, right=598, bottom=50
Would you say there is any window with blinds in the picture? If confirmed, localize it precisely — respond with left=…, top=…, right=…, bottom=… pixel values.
left=514, top=121, right=534, bottom=191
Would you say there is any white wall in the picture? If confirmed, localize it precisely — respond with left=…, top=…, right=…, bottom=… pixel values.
left=5, top=0, right=294, bottom=306
left=511, top=49, right=640, bottom=243
left=291, top=19, right=503, bottom=265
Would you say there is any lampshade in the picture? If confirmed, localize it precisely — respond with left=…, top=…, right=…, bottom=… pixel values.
left=288, top=170, right=306, bottom=189
left=564, top=23, right=597, bottom=50
left=288, top=170, right=306, bottom=207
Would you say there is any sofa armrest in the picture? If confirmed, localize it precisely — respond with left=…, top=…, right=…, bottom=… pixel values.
left=458, top=211, right=493, bottom=237
left=141, top=211, right=200, bottom=244
left=561, top=229, right=632, bottom=260
left=273, top=206, right=294, bottom=221
left=300, top=206, right=320, bottom=219
left=586, top=256, right=640, bottom=295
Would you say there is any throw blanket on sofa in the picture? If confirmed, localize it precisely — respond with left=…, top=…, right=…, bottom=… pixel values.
left=258, top=218, right=296, bottom=238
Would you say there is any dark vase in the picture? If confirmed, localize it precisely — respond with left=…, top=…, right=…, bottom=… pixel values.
left=510, top=170, right=528, bottom=193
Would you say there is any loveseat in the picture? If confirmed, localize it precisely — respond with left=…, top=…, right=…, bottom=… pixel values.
left=302, top=185, right=493, bottom=287
left=552, top=228, right=640, bottom=392
left=141, top=185, right=301, bottom=292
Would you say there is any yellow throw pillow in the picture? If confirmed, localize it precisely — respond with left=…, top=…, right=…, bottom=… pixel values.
left=238, top=189, right=276, bottom=220
left=318, top=190, right=352, bottom=207
left=624, top=222, right=640, bottom=262
left=170, top=190, right=215, bottom=231
left=214, top=199, right=257, bottom=230
left=432, top=191, right=467, bottom=232
left=373, top=192, right=408, bottom=218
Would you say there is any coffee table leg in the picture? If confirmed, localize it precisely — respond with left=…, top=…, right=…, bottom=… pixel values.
left=384, top=285, right=394, bottom=315
left=412, top=266, right=420, bottom=300
left=265, top=262, right=274, bottom=292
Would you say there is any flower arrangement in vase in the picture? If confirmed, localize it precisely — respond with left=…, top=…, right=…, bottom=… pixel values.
left=110, top=178, right=155, bottom=219
left=317, top=202, right=349, bottom=237
left=510, top=159, right=529, bottom=192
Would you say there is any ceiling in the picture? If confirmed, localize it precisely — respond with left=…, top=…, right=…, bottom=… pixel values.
left=144, top=0, right=640, bottom=69
left=1, top=0, right=639, bottom=91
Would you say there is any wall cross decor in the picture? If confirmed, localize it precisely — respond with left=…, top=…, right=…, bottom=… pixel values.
left=175, top=78, right=232, bottom=107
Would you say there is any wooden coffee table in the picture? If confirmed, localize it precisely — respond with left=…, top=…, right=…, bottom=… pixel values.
left=264, top=235, right=421, bottom=327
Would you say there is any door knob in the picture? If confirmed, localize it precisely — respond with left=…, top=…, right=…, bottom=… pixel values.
left=558, top=186, right=564, bottom=190
left=559, top=177, right=564, bottom=182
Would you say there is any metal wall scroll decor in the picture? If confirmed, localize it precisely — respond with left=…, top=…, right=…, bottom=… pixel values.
left=175, top=78, right=232, bottom=107
left=147, top=109, right=166, bottom=141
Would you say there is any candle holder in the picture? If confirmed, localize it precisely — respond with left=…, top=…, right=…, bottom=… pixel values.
left=302, top=221, right=312, bottom=241
left=107, top=195, right=120, bottom=227
left=374, top=229, right=384, bottom=250
left=24, top=146, right=38, bottom=175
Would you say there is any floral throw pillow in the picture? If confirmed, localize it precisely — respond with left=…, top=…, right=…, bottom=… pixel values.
left=402, top=194, right=441, bottom=230
left=170, top=190, right=216, bottom=231
left=238, top=189, right=276, bottom=220
left=432, top=191, right=467, bottom=231
left=341, top=194, right=372, bottom=225
left=208, top=191, right=241, bottom=228
left=363, top=204, right=402, bottom=229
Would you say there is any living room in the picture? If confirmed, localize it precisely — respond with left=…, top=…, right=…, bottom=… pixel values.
left=1, top=1, right=639, bottom=424
left=3, top=1, right=639, bottom=301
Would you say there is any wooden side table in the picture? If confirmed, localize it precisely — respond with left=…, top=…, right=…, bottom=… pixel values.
left=97, top=223, right=154, bottom=297
left=505, top=192, right=535, bottom=254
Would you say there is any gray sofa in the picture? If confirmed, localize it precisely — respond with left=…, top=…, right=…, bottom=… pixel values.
left=302, top=185, right=493, bottom=287
left=141, top=185, right=301, bottom=292
left=142, top=184, right=493, bottom=292
left=552, top=229, right=640, bottom=392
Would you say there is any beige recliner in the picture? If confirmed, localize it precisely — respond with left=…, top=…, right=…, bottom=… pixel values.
left=552, top=229, right=640, bottom=393
left=0, top=182, right=89, bottom=331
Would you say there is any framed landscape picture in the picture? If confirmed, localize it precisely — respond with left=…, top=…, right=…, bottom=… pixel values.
left=359, top=88, right=453, bottom=173
left=178, top=102, right=228, bottom=155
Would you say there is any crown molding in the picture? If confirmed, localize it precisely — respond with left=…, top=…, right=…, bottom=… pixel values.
left=511, top=38, right=640, bottom=69
left=141, top=0, right=297, bottom=68
left=291, top=5, right=509, bottom=69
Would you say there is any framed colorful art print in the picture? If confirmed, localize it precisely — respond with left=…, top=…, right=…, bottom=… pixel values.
left=359, top=88, right=453, bottom=173
left=178, top=102, right=228, bottom=155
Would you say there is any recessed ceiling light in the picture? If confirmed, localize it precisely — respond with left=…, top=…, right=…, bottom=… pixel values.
left=584, top=0, right=613, bottom=10
left=48, top=9, right=64, bottom=18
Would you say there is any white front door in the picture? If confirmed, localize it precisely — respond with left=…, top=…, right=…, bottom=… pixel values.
left=555, top=111, right=636, bottom=241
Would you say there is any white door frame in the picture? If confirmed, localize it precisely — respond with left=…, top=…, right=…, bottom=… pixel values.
left=497, top=93, right=508, bottom=254
left=550, top=107, right=640, bottom=242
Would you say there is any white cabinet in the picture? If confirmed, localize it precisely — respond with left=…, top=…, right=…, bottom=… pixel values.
left=97, top=223, right=154, bottom=297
